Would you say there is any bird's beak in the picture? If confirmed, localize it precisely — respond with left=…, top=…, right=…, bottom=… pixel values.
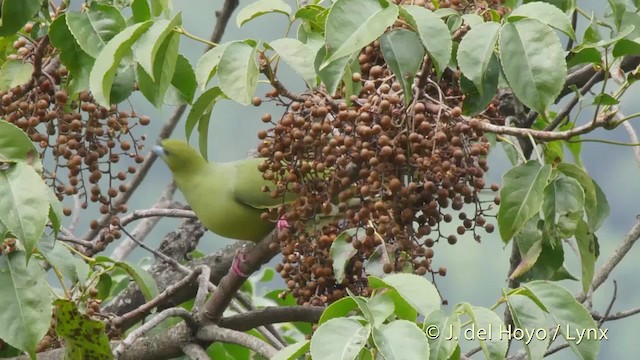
left=152, top=145, right=164, bottom=156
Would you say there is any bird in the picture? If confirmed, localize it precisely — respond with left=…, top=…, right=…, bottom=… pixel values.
left=153, top=139, right=290, bottom=276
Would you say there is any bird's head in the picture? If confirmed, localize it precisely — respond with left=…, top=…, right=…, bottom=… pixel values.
left=153, top=139, right=206, bottom=174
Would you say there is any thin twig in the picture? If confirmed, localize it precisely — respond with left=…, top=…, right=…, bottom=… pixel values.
left=592, top=305, right=640, bottom=321
left=597, top=280, right=617, bottom=328
left=544, top=71, right=602, bottom=131
left=114, top=308, right=197, bottom=358
left=197, top=325, right=278, bottom=359
left=193, top=266, right=211, bottom=314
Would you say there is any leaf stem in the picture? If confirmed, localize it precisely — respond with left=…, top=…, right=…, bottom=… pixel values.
left=175, top=26, right=218, bottom=48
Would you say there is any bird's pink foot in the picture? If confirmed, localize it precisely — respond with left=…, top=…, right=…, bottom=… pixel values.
left=276, top=217, right=290, bottom=231
left=231, top=250, right=249, bottom=278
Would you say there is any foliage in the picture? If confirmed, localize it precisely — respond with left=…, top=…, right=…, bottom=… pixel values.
left=0, top=0, right=637, bottom=359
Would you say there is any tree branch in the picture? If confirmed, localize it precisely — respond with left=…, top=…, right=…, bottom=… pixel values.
left=197, top=325, right=277, bottom=358
left=219, top=306, right=324, bottom=332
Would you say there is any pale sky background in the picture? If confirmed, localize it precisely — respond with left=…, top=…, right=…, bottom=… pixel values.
left=65, top=0, right=640, bottom=358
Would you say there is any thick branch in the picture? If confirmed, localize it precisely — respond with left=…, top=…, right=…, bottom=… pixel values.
left=219, top=306, right=324, bottom=331
left=197, top=325, right=277, bottom=358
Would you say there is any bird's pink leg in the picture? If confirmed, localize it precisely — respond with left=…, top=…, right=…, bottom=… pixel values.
left=231, top=249, right=249, bottom=278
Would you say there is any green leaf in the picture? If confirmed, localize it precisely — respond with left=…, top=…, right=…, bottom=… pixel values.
left=295, top=5, right=328, bottom=33
left=273, top=340, right=310, bottom=360
left=509, top=2, right=576, bottom=40
left=461, top=13, right=484, bottom=28
left=330, top=228, right=359, bottom=283
left=575, top=220, right=596, bottom=293
left=269, top=38, right=318, bottom=87
left=567, top=47, right=601, bottom=68
left=137, top=32, right=180, bottom=107
left=0, top=0, right=41, bottom=36
left=89, top=21, right=154, bottom=106
left=592, top=93, right=619, bottom=106
left=319, top=296, right=358, bottom=324
left=321, top=0, right=398, bottom=69
left=236, top=0, right=292, bottom=27
left=131, top=0, right=152, bottom=23
left=96, top=273, right=112, bottom=300
left=150, top=0, right=172, bottom=18
left=542, top=174, right=585, bottom=238
left=54, top=299, right=113, bottom=360
left=381, top=273, right=440, bottom=317
left=424, top=310, right=460, bottom=360
left=0, top=120, right=39, bottom=165
left=66, top=3, right=127, bottom=58
left=195, top=43, right=228, bottom=91
left=46, top=188, right=63, bottom=235
left=457, top=21, right=500, bottom=95
left=460, top=54, right=499, bottom=115
left=218, top=40, right=259, bottom=105
left=110, top=63, right=136, bottom=104
left=523, top=0, right=576, bottom=13
left=582, top=14, right=602, bottom=44
left=49, top=15, right=95, bottom=95
left=511, top=216, right=543, bottom=279
left=368, top=291, right=395, bottom=327
left=608, top=0, right=626, bottom=31
left=343, top=58, right=363, bottom=107
left=505, top=294, right=550, bottom=360
left=372, top=320, right=429, bottom=360
left=591, top=181, right=609, bottom=232
left=556, top=164, right=606, bottom=231
left=164, top=53, right=196, bottom=105
left=369, top=276, right=417, bottom=321
left=612, top=38, right=640, bottom=57
left=0, top=252, right=51, bottom=358
left=349, top=290, right=376, bottom=324
left=521, top=281, right=600, bottom=360
left=315, top=46, right=354, bottom=95
left=115, top=261, right=159, bottom=301
left=134, top=13, right=182, bottom=81
left=0, top=162, right=49, bottom=258
left=184, top=87, right=225, bottom=160
left=310, top=318, right=370, bottom=360
left=499, top=19, right=566, bottom=113
left=399, top=6, right=452, bottom=76
left=37, top=238, right=89, bottom=284
left=455, top=305, right=508, bottom=360
left=379, top=29, right=425, bottom=105
left=498, top=161, right=553, bottom=241
left=0, top=60, right=33, bottom=91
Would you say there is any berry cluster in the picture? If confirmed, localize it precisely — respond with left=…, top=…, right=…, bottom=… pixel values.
left=257, top=0, right=511, bottom=305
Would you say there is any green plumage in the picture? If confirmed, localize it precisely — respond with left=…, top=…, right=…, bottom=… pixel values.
left=156, top=139, right=284, bottom=241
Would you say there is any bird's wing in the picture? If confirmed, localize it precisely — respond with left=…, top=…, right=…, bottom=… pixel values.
left=231, top=158, right=291, bottom=209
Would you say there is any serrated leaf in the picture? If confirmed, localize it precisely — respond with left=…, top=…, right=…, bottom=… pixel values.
left=330, top=228, right=359, bottom=283
left=66, top=3, right=127, bottom=58
left=0, top=120, right=39, bottom=164
left=457, top=22, right=500, bottom=95
left=321, top=0, right=398, bottom=69
left=196, top=43, right=228, bottom=91
left=575, top=220, right=596, bottom=293
left=505, top=294, right=550, bottom=360
left=0, top=252, right=51, bottom=358
left=372, top=320, right=429, bottom=360
left=137, top=32, right=180, bottom=107
left=400, top=6, right=452, bottom=76
left=315, top=46, right=354, bottom=95
left=37, top=238, right=89, bottom=285
left=381, top=273, right=440, bottom=317
left=424, top=310, right=460, bottom=360
left=509, top=2, right=576, bottom=40
left=131, top=0, right=151, bottom=23
left=273, top=340, right=310, bottom=360
left=0, top=0, right=41, bottom=36
left=542, top=174, right=584, bottom=238
left=164, top=53, right=196, bottom=105
left=89, top=21, right=153, bottom=106
left=511, top=216, right=543, bottom=279
left=184, top=87, right=225, bottom=160
left=269, top=38, right=318, bottom=87
left=218, top=40, right=259, bottom=104
left=455, top=304, right=508, bottom=360
left=236, top=0, right=292, bottom=27
left=379, top=29, right=425, bottom=104
left=0, top=162, right=49, bottom=258
left=115, top=261, right=159, bottom=301
left=498, top=161, right=553, bottom=241
left=0, top=60, right=33, bottom=91
left=499, top=19, right=566, bottom=113
left=134, top=13, right=182, bottom=81
left=54, top=299, right=113, bottom=360
left=369, top=276, right=417, bottom=321
left=521, top=281, right=600, bottom=360
left=49, top=15, right=94, bottom=95
left=310, top=318, right=370, bottom=360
